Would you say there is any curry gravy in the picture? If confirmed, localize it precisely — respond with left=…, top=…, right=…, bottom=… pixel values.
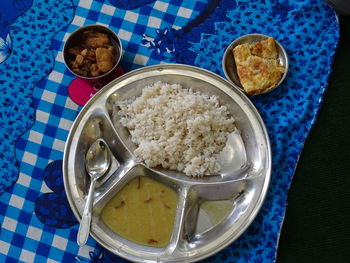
left=101, top=176, right=178, bottom=247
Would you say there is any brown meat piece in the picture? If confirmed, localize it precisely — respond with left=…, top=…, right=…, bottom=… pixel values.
left=75, top=54, right=84, bottom=66
left=72, top=68, right=88, bottom=77
left=70, top=61, right=79, bottom=69
left=86, top=50, right=96, bottom=62
left=68, top=46, right=83, bottom=56
left=84, top=58, right=92, bottom=68
left=84, top=30, right=110, bottom=49
left=80, top=49, right=88, bottom=56
left=107, top=45, right=115, bottom=54
left=90, top=64, right=101, bottom=77
left=96, top=47, right=115, bottom=73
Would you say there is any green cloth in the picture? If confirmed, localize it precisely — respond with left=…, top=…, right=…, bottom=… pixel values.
left=277, top=15, right=350, bottom=263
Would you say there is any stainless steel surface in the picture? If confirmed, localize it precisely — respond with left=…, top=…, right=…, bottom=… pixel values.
left=222, top=33, right=289, bottom=95
left=63, top=24, right=123, bottom=82
left=63, top=64, right=271, bottom=262
left=85, top=139, right=111, bottom=179
left=77, top=139, right=111, bottom=246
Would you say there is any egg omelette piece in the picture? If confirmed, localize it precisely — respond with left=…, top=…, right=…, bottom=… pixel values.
left=233, top=37, right=285, bottom=95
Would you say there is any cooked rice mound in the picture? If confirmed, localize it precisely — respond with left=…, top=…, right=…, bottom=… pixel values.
left=116, top=81, right=235, bottom=177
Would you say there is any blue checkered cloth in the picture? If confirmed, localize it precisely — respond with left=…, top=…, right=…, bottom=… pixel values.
left=0, top=0, right=339, bottom=262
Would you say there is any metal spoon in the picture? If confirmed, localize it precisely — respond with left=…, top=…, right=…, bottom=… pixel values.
left=77, top=138, right=111, bottom=246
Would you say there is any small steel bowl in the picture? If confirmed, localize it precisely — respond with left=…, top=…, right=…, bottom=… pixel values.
left=222, top=33, right=289, bottom=95
left=63, top=24, right=122, bottom=83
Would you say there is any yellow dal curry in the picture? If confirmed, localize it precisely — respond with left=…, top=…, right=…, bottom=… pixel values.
left=101, top=176, right=178, bottom=247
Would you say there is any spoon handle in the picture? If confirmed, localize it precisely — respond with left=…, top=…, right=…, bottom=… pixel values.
left=77, top=180, right=96, bottom=246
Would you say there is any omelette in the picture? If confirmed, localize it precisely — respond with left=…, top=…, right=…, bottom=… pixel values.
left=233, top=37, right=285, bottom=95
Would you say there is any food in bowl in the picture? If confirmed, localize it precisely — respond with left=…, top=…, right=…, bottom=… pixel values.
left=67, top=30, right=117, bottom=77
left=233, top=37, right=285, bottom=95
left=114, top=81, right=235, bottom=177
left=101, top=176, right=178, bottom=247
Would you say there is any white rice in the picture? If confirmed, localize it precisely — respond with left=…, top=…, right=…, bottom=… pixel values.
left=115, top=81, right=235, bottom=177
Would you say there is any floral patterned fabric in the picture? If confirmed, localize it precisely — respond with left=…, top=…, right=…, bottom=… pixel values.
left=0, top=0, right=339, bottom=262
left=0, top=0, right=74, bottom=192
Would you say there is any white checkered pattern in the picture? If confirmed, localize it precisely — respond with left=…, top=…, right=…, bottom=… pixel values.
left=125, top=11, right=139, bottom=23
left=101, top=4, right=115, bottom=16
left=178, top=7, right=193, bottom=18
left=52, top=235, right=68, bottom=250
left=36, top=110, right=50, bottom=123
left=22, top=152, right=38, bottom=166
left=0, top=240, right=10, bottom=255
left=28, top=130, right=43, bottom=144
left=26, top=226, right=43, bottom=241
left=58, top=118, right=73, bottom=131
left=78, top=0, right=92, bottom=9
left=72, top=15, right=85, bottom=27
left=9, top=195, right=25, bottom=210
left=154, top=1, right=169, bottom=12
left=2, top=217, right=18, bottom=232
left=19, top=249, right=35, bottom=262
left=48, top=71, right=64, bottom=83
left=16, top=173, right=31, bottom=188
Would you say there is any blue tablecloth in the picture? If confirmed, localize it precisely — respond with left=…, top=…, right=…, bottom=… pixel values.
left=0, top=0, right=339, bottom=262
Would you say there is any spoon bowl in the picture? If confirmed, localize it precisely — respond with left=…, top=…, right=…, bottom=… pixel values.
left=77, top=138, right=111, bottom=246
left=85, top=139, right=111, bottom=177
